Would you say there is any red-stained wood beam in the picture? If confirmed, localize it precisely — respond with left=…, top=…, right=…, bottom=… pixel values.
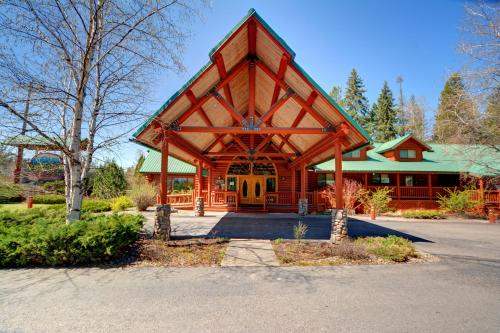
left=177, top=126, right=333, bottom=135
left=186, top=90, right=221, bottom=141
left=249, top=60, right=256, bottom=119
left=269, top=54, right=290, bottom=124
left=279, top=91, right=318, bottom=150
left=213, top=92, right=246, bottom=125
left=254, top=134, right=273, bottom=153
left=248, top=18, right=257, bottom=56
left=159, top=137, right=169, bottom=204
left=214, top=53, right=234, bottom=106
left=204, top=134, right=227, bottom=152
left=205, top=152, right=295, bottom=158
left=230, top=134, right=250, bottom=152
left=276, top=134, right=300, bottom=155
left=176, top=59, right=249, bottom=125
left=256, top=93, right=292, bottom=126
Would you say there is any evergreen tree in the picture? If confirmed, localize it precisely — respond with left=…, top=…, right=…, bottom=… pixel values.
left=432, top=73, right=476, bottom=143
left=364, top=103, right=377, bottom=139
left=343, top=69, right=370, bottom=126
left=92, top=160, right=127, bottom=199
left=134, top=154, right=145, bottom=176
left=406, top=95, right=426, bottom=140
left=329, top=85, right=344, bottom=106
left=372, top=81, right=398, bottom=141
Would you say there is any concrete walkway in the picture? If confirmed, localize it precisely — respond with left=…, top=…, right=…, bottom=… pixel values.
left=221, top=239, right=279, bottom=267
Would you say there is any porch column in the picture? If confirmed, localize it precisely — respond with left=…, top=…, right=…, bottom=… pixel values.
left=155, top=135, right=171, bottom=240
left=195, top=160, right=205, bottom=216
left=428, top=174, right=432, bottom=199
left=13, top=145, right=23, bottom=184
left=298, top=164, right=308, bottom=215
left=331, top=140, right=347, bottom=243
left=291, top=168, right=296, bottom=205
left=396, top=172, right=401, bottom=200
left=207, top=166, right=212, bottom=208
left=479, top=178, right=485, bottom=210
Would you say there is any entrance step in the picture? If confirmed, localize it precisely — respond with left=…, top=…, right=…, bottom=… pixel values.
left=221, top=239, right=279, bottom=267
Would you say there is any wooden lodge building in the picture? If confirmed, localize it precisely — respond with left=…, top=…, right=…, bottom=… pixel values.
left=133, top=9, right=499, bottom=213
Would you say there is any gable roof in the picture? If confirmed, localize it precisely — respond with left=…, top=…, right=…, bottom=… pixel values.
left=374, top=134, right=433, bottom=154
left=132, top=8, right=370, bottom=167
left=314, top=143, right=500, bottom=177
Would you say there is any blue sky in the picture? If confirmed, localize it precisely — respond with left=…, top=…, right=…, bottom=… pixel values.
left=116, top=0, right=468, bottom=168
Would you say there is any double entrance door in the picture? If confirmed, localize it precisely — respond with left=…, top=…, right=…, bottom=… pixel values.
left=239, top=176, right=265, bottom=205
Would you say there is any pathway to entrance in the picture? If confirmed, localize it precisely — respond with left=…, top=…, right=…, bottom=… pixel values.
left=221, top=239, right=279, bottom=267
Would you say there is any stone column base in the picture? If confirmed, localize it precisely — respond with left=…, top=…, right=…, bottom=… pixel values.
left=154, top=204, right=171, bottom=241
left=195, top=197, right=205, bottom=217
left=298, top=198, right=308, bottom=216
left=330, top=208, right=348, bottom=243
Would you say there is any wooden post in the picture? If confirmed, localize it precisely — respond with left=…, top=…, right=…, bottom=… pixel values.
left=396, top=172, right=401, bottom=200
left=13, top=85, right=32, bottom=184
left=159, top=137, right=169, bottom=205
left=207, top=166, right=212, bottom=208
left=479, top=178, right=485, bottom=210
left=300, top=164, right=306, bottom=199
left=196, top=160, right=203, bottom=198
left=291, top=168, right=296, bottom=205
left=364, top=172, right=368, bottom=189
left=335, top=141, right=343, bottom=209
left=428, top=174, right=433, bottom=199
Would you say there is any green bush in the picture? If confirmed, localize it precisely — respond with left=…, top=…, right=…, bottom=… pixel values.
left=364, top=187, right=392, bottom=214
left=92, top=160, right=127, bottom=199
left=41, top=180, right=66, bottom=195
left=82, top=199, right=112, bottom=213
left=0, top=178, right=24, bottom=203
left=130, top=177, right=156, bottom=211
left=402, top=210, right=445, bottom=219
left=0, top=209, right=144, bottom=267
left=355, top=235, right=417, bottom=262
left=32, top=194, right=66, bottom=204
left=437, top=188, right=480, bottom=214
left=111, top=196, right=134, bottom=212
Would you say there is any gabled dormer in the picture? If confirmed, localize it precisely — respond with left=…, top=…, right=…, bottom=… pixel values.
left=342, top=146, right=372, bottom=160
left=374, top=135, right=433, bottom=162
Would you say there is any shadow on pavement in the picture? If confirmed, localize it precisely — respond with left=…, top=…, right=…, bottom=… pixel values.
left=348, top=218, right=432, bottom=243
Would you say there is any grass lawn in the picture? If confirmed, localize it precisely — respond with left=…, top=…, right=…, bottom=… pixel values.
left=0, top=203, right=55, bottom=211
left=134, top=238, right=229, bottom=267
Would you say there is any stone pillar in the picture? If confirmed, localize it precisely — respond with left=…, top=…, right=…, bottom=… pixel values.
left=330, top=208, right=348, bottom=243
left=195, top=197, right=205, bottom=217
left=298, top=198, right=308, bottom=216
left=154, top=204, right=171, bottom=241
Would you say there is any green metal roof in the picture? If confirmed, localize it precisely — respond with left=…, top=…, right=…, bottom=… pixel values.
left=132, top=8, right=370, bottom=143
left=139, top=150, right=196, bottom=174
left=4, top=135, right=61, bottom=146
left=374, top=134, right=432, bottom=153
left=313, top=142, right=500, bottom=176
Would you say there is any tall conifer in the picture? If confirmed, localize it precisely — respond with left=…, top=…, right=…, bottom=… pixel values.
left=372, top=81, right=398, bottom=141
left=343, top=69, right=370, bottom=126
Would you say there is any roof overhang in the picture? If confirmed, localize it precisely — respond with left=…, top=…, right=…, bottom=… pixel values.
left=132, top=9, right=370, bottom=167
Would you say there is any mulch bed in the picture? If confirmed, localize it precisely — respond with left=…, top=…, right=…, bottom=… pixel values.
left=132, top=238, right=229, bottom=267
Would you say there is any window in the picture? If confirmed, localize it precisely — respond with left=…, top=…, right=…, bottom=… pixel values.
left=372, top=173, right=390, bottom=184
left=227, top=163, right=250, bottom=175
left=405, top=175, right=414, bottom=186
left=266, top=177, right=276, bottom=192
left=317, top=173, right=334, bottom=187
left=400, top=149, right=416, bottom=159
left=343, top=150, right=361, bottom=158
left=227, top=176, right=237, bottom=191
left=253, top=163, right=276, bottom=175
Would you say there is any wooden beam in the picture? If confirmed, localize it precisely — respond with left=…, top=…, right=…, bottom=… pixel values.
left=159, top=137, right=169, bottom=204
left=214, top=53, right=234, bottom=106
left=176, top=59, right=249, bottom=125
left=196, top=160, right=203, bottom=198
left=256, top=93, right=292, bottom=126
left=230, top=134, right=250, bottom=152
left=335, top=141, right=343, bottom=209
left=300, top=164, right=307, bottom=199
left=205, top=152, right=295, bottom=158
left=204, top=134, right=227, bottom=152
left=213, top=92, right=246, bottom=125
left=248, top=18, right=256, bottom=56
left=269, top=54, right=290, bottom=124
left=291, top=168, right=296, bottom=205
left=249, top=60, right=256, bottom=119
left=276, top=134, right=300, bottom=155
left=177, top=126, right=332, bottom=135
left=254, top=135, right=273, bottom=153
left=290, top=134, right=337, bottom=168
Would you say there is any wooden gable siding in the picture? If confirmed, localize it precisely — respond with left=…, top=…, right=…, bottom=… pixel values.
left=382, top=139, right=424, bottom=161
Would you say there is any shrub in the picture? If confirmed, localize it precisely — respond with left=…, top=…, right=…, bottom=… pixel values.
left=333, top=241, right=370, bottom=260
left=364, top=187, right=392, bottom=214
left=321, top=180, right=368, bottom=214
left=0, top=178, right=24, bottom=203
left=437, top=188, right=480, bottom=214
left=41, top=180, right=65, bottom=195
left=293, top=220, right=308, bottom=242
left=355, top=235, right=417, bottom=262
left=130, top=176, right=156, bottom=211
left=92, top=160, right=127, bottom=199
left=111, top=196, right=134, bottom=212
left=0, top=209, right=144, bottom=267
left=82, top=199, right=112, bottom=213
left=402, top=210, right=445, bottom=219
left=32, top=194, right=66, bottom=204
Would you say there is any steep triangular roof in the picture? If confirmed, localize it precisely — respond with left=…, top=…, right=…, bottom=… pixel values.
left=132, top=9, right=370, bottom=167
left=374, top=134, right=433, bottom=154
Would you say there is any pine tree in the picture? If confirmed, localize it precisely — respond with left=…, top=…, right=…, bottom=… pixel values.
left=329, top=85, right=343, bottom=105
left=432, top=73, right=476, bottom=143
left=372, top=81, right=398, bottom=141
left=406, top=95, right=426, bottom=140
left=343, top=69, right=370, bottom=126
left=396, top=76, right=407, bottom=135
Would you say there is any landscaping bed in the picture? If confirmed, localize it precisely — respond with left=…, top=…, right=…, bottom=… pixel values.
left=134, top=238, right=228, bottom=267
left=272, top=235, right=428, bottom=266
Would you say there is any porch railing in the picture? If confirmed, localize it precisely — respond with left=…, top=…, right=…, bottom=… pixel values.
left=210, top=191, right=239, bottom=209
left=166, top=193, right=193, bottom=207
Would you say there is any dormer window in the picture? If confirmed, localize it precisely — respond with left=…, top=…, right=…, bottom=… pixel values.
left=400, top=149, right=416, bottom=159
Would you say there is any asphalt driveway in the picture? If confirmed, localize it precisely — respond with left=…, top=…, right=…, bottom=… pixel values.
left=1, top=217, right=499, bottom=332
